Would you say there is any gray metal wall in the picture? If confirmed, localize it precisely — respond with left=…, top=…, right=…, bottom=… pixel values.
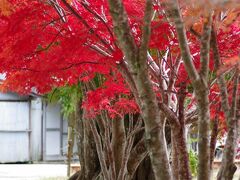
left=0, top=93, right=30, bottom=163
left=0, top=93, right=70, bottom=163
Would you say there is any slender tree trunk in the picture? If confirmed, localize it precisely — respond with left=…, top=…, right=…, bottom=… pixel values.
left=127, top=139, right=147, bottom=179
left=217, top=118, right=238, bottom=180
left=173, top=126, right=192, bottom=180
left=210, top=117, right=219, bottom=169
left=67, top=112, right=76, bottom=177
left=112, top=117, right=126, bottom=176
left=172, top=83, right=191, bottom=180
left=133, top=157, right=155, bottom=180
left=217, top=72, right=239, bottom=180
left=211, top=27, right=240, bottom=179
left=195, top=87, right=211, bottom=180
left=165, top=1, right=212, bottom=179
left=70, top=101, right=99, bottom=180
left=171, top=132, right=179, bottom=180
left=131, top=125, right=173, bottom=180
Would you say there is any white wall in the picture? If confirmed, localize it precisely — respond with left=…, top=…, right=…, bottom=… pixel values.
left=30, top=98, right=43, bottom=161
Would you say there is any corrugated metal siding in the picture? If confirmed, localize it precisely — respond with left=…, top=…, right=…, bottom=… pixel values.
left=0, top=93, right=74, bottom=163
left=30, top=98, right=43, bottom=161
left=0, top=102, right=30, bottom=163
left=44, top=103, right=77, bottom=161
left=44, top=103, right=62, bottom=160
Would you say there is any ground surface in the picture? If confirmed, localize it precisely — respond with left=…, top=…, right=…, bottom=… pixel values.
left=0, top=164, right=239, bottom=180
left=0, top=164, right=67, bottom=180
left=193, top=168, right=240, bottom=180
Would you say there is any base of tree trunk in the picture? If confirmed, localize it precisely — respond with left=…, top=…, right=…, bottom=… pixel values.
left=217, top=163, right=237, bottom=180
left=68, top=171, right=80, bottom=180
left=132, top=157, right=155, bottom=180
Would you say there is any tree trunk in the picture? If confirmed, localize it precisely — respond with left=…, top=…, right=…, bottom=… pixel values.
left=195, top=87, right=211, bottom=180
left=127, top=139, right=147, bottom=179
left=172, top=82, right=191, bottom=180
left=112, top=117, right=126, bottom=176
left=67, top=112, right=76, bottom=177
left=107, top=1, right=173, bottom=179
left=171, top=132, right=179, bottom=180
left=165, top=1, right=212, bottom=178
left=217, top=72, right=239, bottom=180
left=71, top=101, right=100, bottom=180
left=173, top=126, right=192, bottom=180
left=211, top=25, right=240, bottom=180
left=210, top=118, right=219, bottom=169
left=133, top=156, right=155, bottom=180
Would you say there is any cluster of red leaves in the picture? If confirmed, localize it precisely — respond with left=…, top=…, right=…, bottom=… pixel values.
left=0, top=0, right=117, bottom=94
left=83, top=75, right=139, bottom=118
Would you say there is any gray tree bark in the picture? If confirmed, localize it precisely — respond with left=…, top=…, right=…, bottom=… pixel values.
left=74, top=102, right=100, bottom=180
left=107, top=0, right=172, bottom=179
left=210, top=117, right=219, bottom=169
left=112, top=117, right=126, bottom=176
left=163, top=1, right=213, bottom=179
left=217, top=72, right=239, bottom=180
left=211, top=27, right=240, bottom=180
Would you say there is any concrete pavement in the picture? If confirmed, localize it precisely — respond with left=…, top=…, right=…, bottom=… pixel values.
left=0, top=164, right=67, bottom=180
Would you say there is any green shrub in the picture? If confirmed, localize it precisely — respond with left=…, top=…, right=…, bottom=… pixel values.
left=189, top=149, right=198, bottom=177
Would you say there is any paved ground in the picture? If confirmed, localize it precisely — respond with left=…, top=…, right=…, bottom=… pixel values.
left=0, top=164, right=67, bottom=180
left=0, top=164, right=239, bottom=180
left=193, top=168, right=240, bottom=180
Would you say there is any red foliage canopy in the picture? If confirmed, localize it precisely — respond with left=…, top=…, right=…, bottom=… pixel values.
left=0, top=0, right=239, bottom=120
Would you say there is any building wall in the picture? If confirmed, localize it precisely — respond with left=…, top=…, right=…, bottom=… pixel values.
left=0, top=93, right=68, bottom=163
left=0, top=93, right=30, bottom=163
left=30, top=98, right=43, bottom=162
left=43, top=102, right=63, bottom=161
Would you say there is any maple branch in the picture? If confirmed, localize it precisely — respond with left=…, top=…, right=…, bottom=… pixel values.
left=61, top=0, right=113, bottom=52
left=185, top=115, right=198, bottom=125
left=42, top=12, right=73, bottom=29
left=35, top=28, right=64, bottom=53
left=147, top=52, right=160, bottom=75
left=11, top=61, right=102, bottom=72
left=50, top=0, right=67, bottom=22
left=61, top=61, right=101, bottom=70
left=178, top=82, right=187, bottom=125
left=230, top=69, right=239, bottom=120
left=10, top=67, right=41, bottom=72
left=199, top=13, right=213, bottom=79
left=115, top=115, right=144, bottom=179
left=167, top=56, right=181, bottom=111
left=164, top=0, right=199, bottom=83
left=89, top=44, right=112, bottom=57
left=139, top=0, right=153, bottom=64
left=107, top=0, right=137, bottom=62
left=117, top=61, right=140, bottom=105
left=158, top=102, right=180, bottom=127
left=89, top=119, right=110, bottom=180
left=167, top=57, right=181, bottom=92
left=211, top=27, right=230, bottom=114
left=103, top=114, right=116, bottom=180
left=80, top=1, right=115, bottom=45
left=127, top=138, right=148, bottom=179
